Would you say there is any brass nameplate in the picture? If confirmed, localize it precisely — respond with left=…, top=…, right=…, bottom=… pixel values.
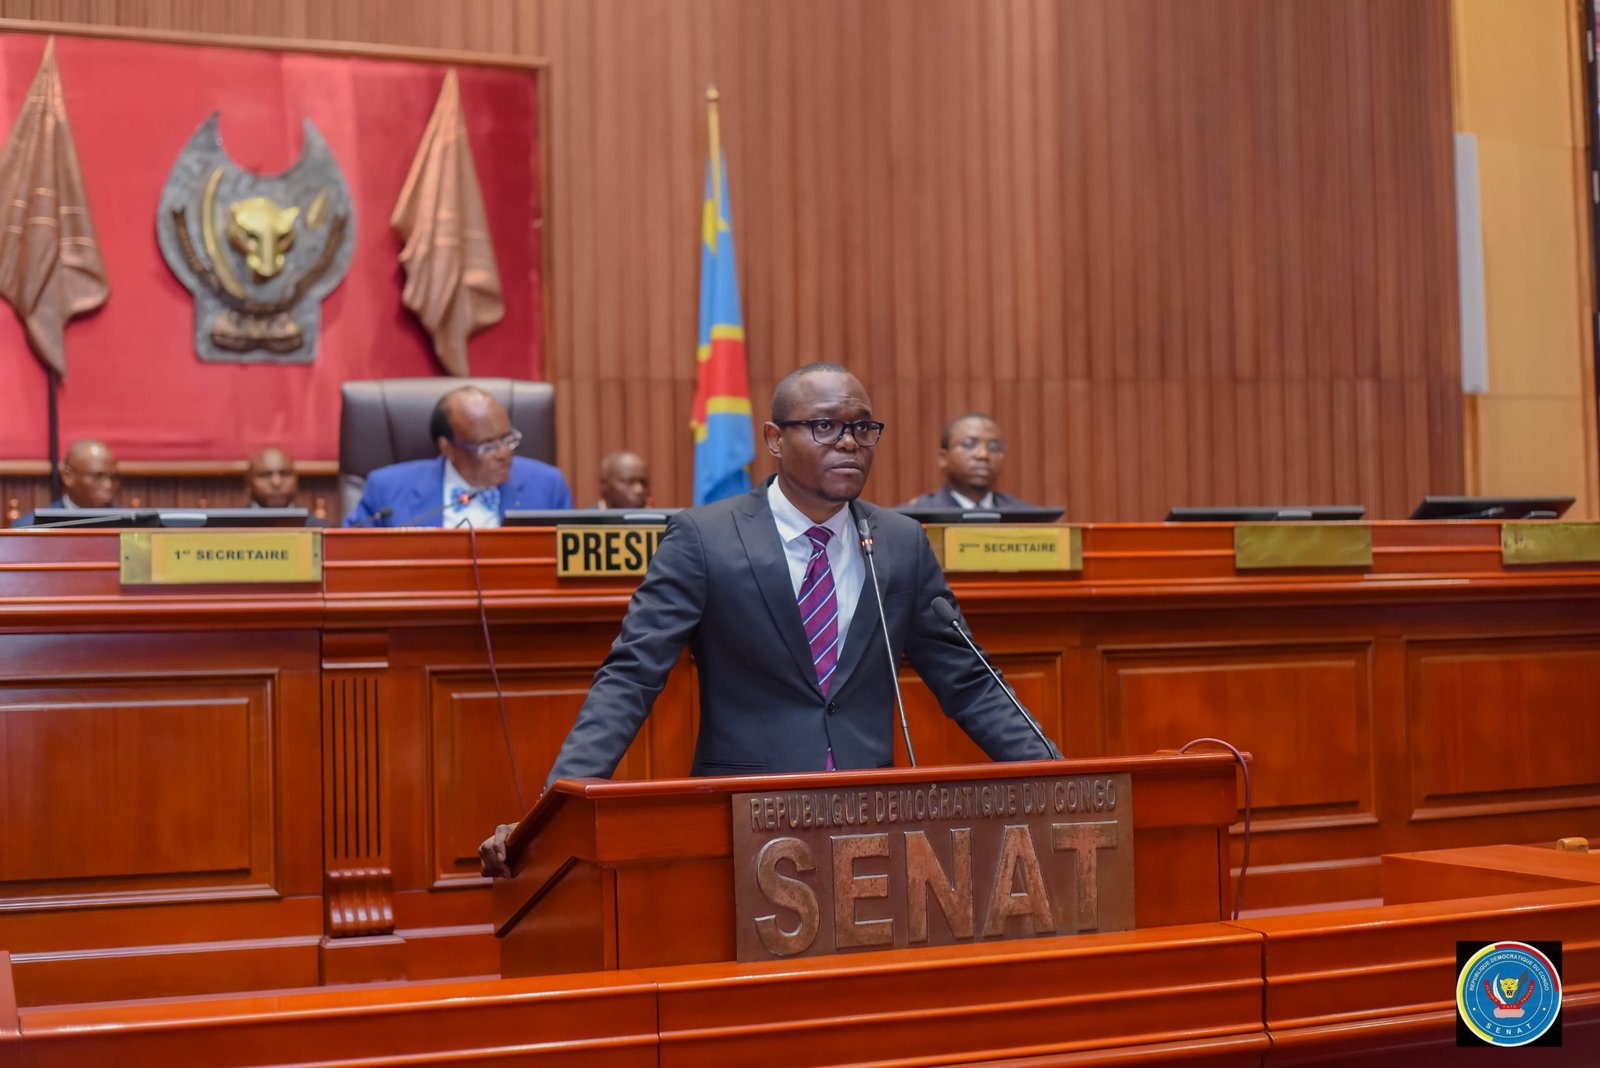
left=1234, top=523, right=1372, bottom=570
left=731, top=772, right=1133, bottom=961
left=937, top=525, right=1080, bottom=572
left=1502, top=522, right=1600, bottom=565
left=120, top=530, right=321, bottom=585
left=555, top=525, right=666, bottom=577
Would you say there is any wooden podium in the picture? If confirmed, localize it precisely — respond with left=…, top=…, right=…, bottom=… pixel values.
left=494, top=751, right=1241, bottom=978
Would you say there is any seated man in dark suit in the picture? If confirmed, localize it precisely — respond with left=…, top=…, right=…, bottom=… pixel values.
left=480, top=363, right=1059, bottom=876
left=903, top=412, right=1033, bottom=510
left=343, top=386, right=572, bottom=527
left=595, top=450, right=651, bottom=509
left=13, top=439, right=120, bottom=527
left=246, top=447, right=329, bottom=527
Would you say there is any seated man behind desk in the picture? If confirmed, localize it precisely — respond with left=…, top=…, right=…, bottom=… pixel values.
left=595, top=450, right=651, bottom=509
left=904, top=412, right=1033, bottom=510
left=14, top=439, right=120, bottom=527
left=246, top=446, right=329, bottom=527
left=480, top=363, right=1059, bottom=876
left=344, top=386, right=572, bottom=527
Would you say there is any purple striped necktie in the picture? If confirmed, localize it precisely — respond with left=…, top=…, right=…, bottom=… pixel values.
left=798, top=525, right=840, bottom=770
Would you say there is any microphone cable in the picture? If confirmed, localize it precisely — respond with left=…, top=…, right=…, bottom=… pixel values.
left=455, top=511, right=528, bottom=814
left=931, top=596, right=1060, bottom=759
left=1178, top=736, right=1252, bottom=920
left=853, top=509, right=916, bottom=766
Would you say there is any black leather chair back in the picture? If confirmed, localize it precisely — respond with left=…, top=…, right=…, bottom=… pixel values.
left=338, top=378, right=556, bottom=516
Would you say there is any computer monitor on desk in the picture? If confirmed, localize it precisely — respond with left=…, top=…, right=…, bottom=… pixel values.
left=503, top=508, right=682, bottom=526
left=28, top=508, right=310, bottom=529
left=894, top=505, right=1065, bottom=524
left=1164, top=505, right=1366, bottom=522
left=1408, top=496, right=1574, bottom=520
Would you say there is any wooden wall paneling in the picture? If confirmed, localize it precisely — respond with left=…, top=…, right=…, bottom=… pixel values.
left=13, top=936, right=323, bottom=1009
left=0, top=0, right=1464, bottom=517
left=319, top=626, right=402, bottom=984
left=1406, top=637, right=1600, bottom=819
left=14, top=970, right=662, bottom=1068
left=1241, top=886, right=1600, bottom=1062
left=428, top=667, right=614, bottom=888
left=1382, top=843, right=1600, bottom=905
left=0, top=952, right=15, bottom=1068
left=11, top=525, right=1600, bottom=1000
left=0, top=626, right=325, bottom=1004
left=0, top=686, right=263, bottom=884
left=0, top=635, right=322, bottom=906
left=892, top=653, right=1063, bottom=770
left=651, top=924, right=1265, bottom=1068
left=1107, top=645, right=1376, bottom=826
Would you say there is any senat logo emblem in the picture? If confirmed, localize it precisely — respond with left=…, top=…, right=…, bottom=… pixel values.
left=1457, top=941, right=1561, bottom=1046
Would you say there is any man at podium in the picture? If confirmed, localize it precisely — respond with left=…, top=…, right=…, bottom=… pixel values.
left=482, top=364, right=1058, bottom=876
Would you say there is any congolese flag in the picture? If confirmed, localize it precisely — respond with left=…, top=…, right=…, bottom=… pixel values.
left=690, top=93, right=754, bottom=505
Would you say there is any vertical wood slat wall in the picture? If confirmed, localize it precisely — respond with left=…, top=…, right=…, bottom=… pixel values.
left=0, top=0, right=1462, bottom=520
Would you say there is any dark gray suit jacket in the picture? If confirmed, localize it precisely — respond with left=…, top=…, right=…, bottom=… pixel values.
left=546, top=484, right=1059, bottom=786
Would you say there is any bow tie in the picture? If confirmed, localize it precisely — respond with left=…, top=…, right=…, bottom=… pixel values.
left=452, top=485, right=501, bottom=512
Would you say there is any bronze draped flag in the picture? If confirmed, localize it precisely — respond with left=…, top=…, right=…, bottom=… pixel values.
left=0, top=39, right=109, bottom=378
left=391, top=69, right=504, bottom=377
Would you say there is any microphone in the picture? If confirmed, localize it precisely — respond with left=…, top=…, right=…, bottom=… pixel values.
left=853, top=508, right=916, bottom=767
left=382, top=487, right=485, bottom=529
left=930, top=595, right=1060, bottom=759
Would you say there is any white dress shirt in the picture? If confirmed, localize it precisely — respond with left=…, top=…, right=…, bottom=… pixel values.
left=443, top=460, right=502, bottom=529
left=767, top=479, right=863, bottom=661
left=949, top=488, right=996, bottom=510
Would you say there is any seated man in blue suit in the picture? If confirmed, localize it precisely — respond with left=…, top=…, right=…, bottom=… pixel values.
left=343, top=386, right=572, bottom=527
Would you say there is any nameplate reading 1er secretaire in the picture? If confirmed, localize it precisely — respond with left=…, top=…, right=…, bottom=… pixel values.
left=120, top=530, right=322, bottom=585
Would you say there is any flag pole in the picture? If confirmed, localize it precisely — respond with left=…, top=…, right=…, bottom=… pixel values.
left=706, top=86, right=721, bottom=236
left=45, top=369, right=61, bottom=500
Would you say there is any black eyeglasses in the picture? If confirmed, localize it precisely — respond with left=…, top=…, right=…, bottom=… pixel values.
left=451, top=428, right=523, bottom=459
left=951, top=436, right=1006, bottom=454
left=774, top=418, right=886, bottom=447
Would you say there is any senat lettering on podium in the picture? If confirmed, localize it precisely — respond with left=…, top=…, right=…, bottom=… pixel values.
left=731, top=773, right=1134, bottom=961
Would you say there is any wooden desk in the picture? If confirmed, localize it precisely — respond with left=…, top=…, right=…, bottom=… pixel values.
left=5, top=887, right=1594, bottom=1066
left=2, top=521, right=1598, bottom=1004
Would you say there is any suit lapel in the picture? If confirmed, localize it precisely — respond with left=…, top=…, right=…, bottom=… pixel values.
left=733, top=488, right=823, bottom=691
left=407, top=459, right=445, bottom=527
left=828, top=500, right=886, bottom=694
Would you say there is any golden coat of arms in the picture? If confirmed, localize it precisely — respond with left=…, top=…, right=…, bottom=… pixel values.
left=156, top=113, right=355, bottom=363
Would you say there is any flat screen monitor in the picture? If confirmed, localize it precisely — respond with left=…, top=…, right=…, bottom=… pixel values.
left=26, top=507, right=310, bottom=529
left=1408, top=496, right=1574, bottom=520
left=503, top=508, right=682, bottom=527
left=1164, top=505, right=1366, bottom=522
left=894, top=505, right=1065, bottom=525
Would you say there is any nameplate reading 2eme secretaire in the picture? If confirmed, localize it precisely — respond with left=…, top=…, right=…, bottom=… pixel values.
left=930, top=526, right=1081, bottom=572
left=119, top=530, right=322, bottom=584
left=731, top=772, right=1133, bottom=961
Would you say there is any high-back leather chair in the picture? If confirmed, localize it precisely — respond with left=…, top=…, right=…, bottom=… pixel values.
left=338, top=378, right=557, bottom=517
